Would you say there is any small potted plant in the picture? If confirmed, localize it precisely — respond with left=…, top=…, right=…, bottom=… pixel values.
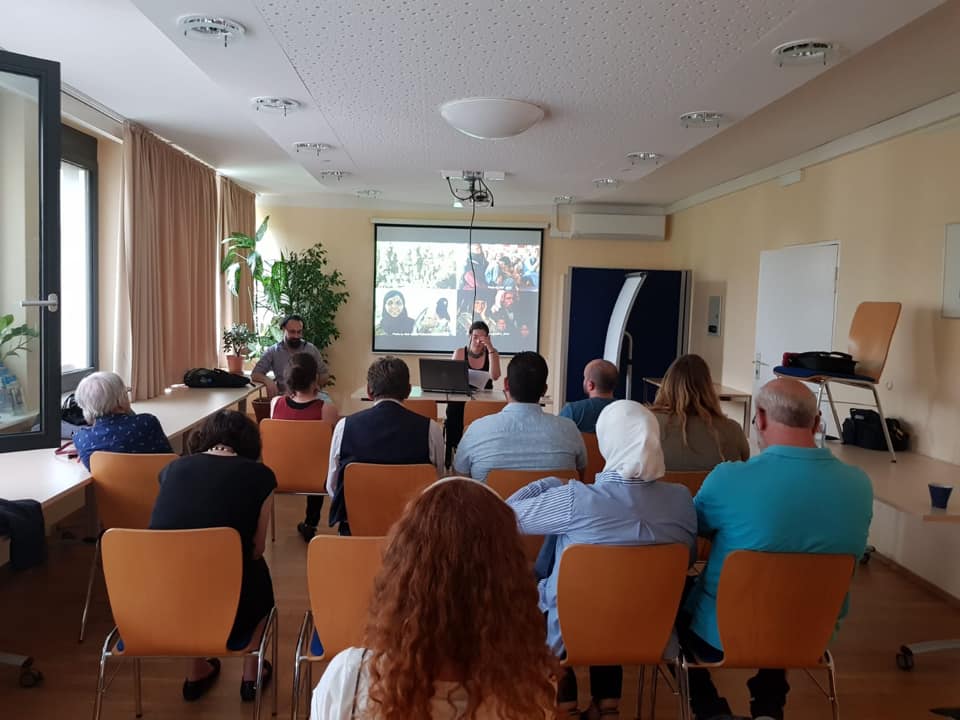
left=222, top=323, right=255, bottom=374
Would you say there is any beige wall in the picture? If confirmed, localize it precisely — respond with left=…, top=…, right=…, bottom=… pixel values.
left=255, top=204, right=675, bottom=414
left=670, top=120, right=960, bottom=464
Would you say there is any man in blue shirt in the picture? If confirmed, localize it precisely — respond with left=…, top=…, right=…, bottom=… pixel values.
left=454, top=352, right=587, bottom=482
left=682, top=378, right=873, bottom=720
left=558, top=359, right=618, bottom=433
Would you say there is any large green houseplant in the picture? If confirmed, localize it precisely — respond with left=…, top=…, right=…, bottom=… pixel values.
left=221, top=216, right=349, bottom=357
left=0, top=314, right=39, bottom=364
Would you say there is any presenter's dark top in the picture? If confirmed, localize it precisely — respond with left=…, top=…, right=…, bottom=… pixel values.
left=150, top=454, right=277, bottom=648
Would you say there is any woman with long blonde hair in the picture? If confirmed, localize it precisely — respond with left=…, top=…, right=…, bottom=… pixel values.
left=310, top=477, right=557, bottom=720
left=649, top=354, right=749, bottom=470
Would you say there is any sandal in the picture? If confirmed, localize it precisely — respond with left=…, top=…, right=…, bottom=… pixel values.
left=182, top=658, right=221, bottom=701
left=240, top=659, right=272, bottom=702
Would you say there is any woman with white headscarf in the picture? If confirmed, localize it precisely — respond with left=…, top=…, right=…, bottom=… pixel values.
left=506, top=400, right=697, bottom=720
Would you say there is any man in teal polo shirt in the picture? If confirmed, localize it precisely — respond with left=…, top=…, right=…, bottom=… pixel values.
left=682, top=378, right=873, bottom=720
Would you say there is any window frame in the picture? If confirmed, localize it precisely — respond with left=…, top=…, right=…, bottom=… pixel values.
left=59, top=123, right=98, bottom=392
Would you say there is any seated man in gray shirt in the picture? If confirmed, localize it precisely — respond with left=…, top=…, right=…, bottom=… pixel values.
left=251, top=314, right=329, bottom=397
left=454, top=351, right=587, bottom=482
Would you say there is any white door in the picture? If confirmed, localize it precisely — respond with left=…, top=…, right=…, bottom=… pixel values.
left=753, top=243, right=838, bottom=434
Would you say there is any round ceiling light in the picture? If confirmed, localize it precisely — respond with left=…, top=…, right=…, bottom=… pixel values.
left=177, top=16, right=246, bottom=46
left=554, top=194, right=574, bottom=204
left=355, top=189, right=382, bottom=199
left=772, top=39, right=835, bottom=66
left=440, top=97, right=544, bottom=139
left=293, top=142, right=334, bottom=155
left=680, top=111, right=724, bottom=129
left=593, top=178, right=620, bottom=189
left=252, top=97, right=300, bottom=116
left=319, top=170, right=349, bottom=181
left=625, top=151, right=662, bottom=164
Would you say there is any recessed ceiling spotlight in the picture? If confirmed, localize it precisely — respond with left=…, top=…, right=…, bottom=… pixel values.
left=440, top=97, right=544, bottom=139
left=177, top=15, right=246, bottom=47
left=772, top=39, right=835, bottom=67
left=593, top=178, right=620, bottom=189
left=452, top=200, right=465, bottom=208
left=680, top=111, right=724, bottom=129
left=625, top=151, right=662, bottom=165
left=356, top=189, right=382, bottom=199
left=554, top=195, right=574, bottom=204
left=252, top=97, right=300, bottom=117
left=293, top=142, right=333, bottom=155
left=318, top=170, right=349, bottom=181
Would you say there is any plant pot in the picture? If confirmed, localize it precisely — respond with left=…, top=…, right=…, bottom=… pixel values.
left=226, top=355, right=244, bottom=374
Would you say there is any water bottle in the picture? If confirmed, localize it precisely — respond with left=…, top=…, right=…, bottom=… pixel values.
left=0, top=369, right=10, bottom=414
left=6, top=377, right=24, bottom=411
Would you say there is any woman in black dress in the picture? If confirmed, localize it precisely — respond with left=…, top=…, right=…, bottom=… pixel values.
left=445, top=320, right=502, bottom=466
left=149, top=410, right=276, bottom=703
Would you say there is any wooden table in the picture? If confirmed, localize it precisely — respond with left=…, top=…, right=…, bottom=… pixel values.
left=350, top=385, right=512, bottom=403
left=643, top=377, right=752, bottom=430
left=132, top=383, right=262, bottom=441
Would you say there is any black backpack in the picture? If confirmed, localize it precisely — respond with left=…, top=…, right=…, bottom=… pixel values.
left=841, top=408, right=909, bottom=451
left=61, top=393, right=88, bottom=426
left=183, top=368, right=251, bottom=389
left=783, top=351, right=857, bottom=375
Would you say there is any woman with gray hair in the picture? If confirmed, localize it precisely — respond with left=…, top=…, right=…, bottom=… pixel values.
left=72, top=372, right=173, bottom=468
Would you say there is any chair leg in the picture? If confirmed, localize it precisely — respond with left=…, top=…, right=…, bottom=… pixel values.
left=649, top=664, right=658, bottom=720
left=79, top=538, right=101, bottom=643
left=271, top=500, right=277, bottom=542
left=822, top=381, right=843, bottom=440
left=677, top=660, right=691, bottom=720
left=133, top=658, right=143, bottom=718
left=636, top=665, right=646, bottom=720
left=825, top=651, right=840, bottom=720
left=870, top=384, right=897, bottom=463
left=272, top=614, right=279, bottom=717
left=91, top=629, right=116, bottom=720
left=292, top=612, right=310, bottom=720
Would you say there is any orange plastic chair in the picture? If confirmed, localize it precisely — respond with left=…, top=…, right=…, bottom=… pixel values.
left=581, top=432, right=604, bottom=484
left=558, top=543, right=689, bottom=719
left=486, top=468, right=580, bottom=563
left=662, top=470, right=709, bottom=498
left=343, top=463, right=438, bottom=536
left=79, top=452, right=178, bottom=643
left=403, top=399, right=439, bottom=420
left=93, top=528, right=278, bottom=720
left=774, top=301, right=901, bottom=461
left=292, top=536, right=386, bottom=719
left=680, top=551, right=856, bottom=720
left=260, top=418, right=333, bottom=540
left=463, top=400, right=507, bottom=431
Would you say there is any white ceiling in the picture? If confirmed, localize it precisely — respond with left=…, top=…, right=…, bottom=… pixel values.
left=0, top=0, right=951, bottom=206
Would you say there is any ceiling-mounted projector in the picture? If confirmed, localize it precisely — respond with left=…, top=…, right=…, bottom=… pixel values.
left=440, top=170, right=506, bottom=181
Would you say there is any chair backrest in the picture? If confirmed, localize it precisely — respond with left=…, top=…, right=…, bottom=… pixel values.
left=558, top=544, right=688, bottom=665
left=260, top=419, right=333, bottom=493
left=716, top=551, right=855, bottom=668
left=403, top=399, right=438, bottom=421
left=662, top=470, right=710, bottom=498
left=463, top=400, right=507, bottom=431
left=101, top=527, right=242, bottom=656
left=485, top=468, right=580, bottom=500
left=581, top=432, right=603, bottom=484
left=89, top=452, right=179, bottom=530
left=343, top=463, right=438, bottom=536
left=251, top=397, right=272, bottom=424
left=308, top=536, right=386, bottom=659
left=846, top=301, right=901, bottom=381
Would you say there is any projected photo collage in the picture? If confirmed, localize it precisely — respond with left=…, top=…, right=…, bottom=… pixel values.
left=373, top=226, right=542, bottom=354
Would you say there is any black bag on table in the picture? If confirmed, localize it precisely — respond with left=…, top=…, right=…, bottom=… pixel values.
left=783, top=351, right=857, bottom=375
left=841, top=408, right=909, bottom=451
left=183, top=368, right=251, bottom=389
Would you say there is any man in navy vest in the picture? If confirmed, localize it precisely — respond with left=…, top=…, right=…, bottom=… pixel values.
left=326, top=356, right=445, bottom=535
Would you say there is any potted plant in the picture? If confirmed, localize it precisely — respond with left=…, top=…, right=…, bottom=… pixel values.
left=221, top=323, right=255, bottom=373
left=0, top=314, right=39, bottom=363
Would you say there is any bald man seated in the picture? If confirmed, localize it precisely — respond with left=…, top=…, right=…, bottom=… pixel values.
left=558, top=359, right=619, bottom=433
left=680, top=378, right=873, bottom=720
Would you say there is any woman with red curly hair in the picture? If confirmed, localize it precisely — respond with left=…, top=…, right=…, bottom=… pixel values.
left=310, top=476, right=557, bottom=719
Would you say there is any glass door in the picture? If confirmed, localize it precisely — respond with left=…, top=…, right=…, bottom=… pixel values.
left=0, top=50, right=61, bottom=452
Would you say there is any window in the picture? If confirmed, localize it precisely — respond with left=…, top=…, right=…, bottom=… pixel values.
left=60, top=125, right=98, bottom=391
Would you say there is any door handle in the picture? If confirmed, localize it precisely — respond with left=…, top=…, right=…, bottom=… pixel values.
left=21, top=293, right=59, bottom=313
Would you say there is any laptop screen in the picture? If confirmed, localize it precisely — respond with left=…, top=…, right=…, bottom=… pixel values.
left=419, top=359, right=470, bottom=394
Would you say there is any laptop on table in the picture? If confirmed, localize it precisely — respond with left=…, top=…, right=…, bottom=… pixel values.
left=419, top=359, right=473, bottom=396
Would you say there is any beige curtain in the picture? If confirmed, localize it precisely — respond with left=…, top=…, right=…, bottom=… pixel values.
left=217, top=176, right=256, bottom=350
left=115, top=122, right=218, bottom=400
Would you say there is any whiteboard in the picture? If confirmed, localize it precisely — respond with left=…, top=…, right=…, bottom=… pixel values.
left=603, top=272, right=647, bottom=366
left=943, top=224, right=960, bottom=318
